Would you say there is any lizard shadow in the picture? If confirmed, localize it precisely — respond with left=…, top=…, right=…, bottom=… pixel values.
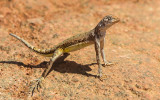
left=0, top=60, right=47, bottom=68
left=0, top=54, right=97, bottom=78
left=48, top=61, right=97, bottom=78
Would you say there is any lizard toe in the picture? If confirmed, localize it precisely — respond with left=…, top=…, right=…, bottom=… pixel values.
left=29, top=77, right=44, bottom=96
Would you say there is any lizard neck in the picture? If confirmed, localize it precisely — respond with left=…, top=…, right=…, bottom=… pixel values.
left=95, top=27, right=106, bottom=39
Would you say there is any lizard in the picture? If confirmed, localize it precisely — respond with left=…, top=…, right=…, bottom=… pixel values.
left=9, top=15, right=120, bottom=95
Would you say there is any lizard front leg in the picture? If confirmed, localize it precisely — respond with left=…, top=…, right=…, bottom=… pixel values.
left=30, top=48, right=63, bottom=96
left=95, top=36, right=102, bottom=78
left=100, top=38, right=113, bottom=66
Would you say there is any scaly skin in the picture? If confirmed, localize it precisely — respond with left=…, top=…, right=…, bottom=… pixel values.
left=10, top=30, right=94, bottom=56
left=10, top=15, right=120, bottom=96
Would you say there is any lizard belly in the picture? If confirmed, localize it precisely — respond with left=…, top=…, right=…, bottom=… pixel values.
left=41, top=53, right=54, bottom=57
left=63, top=41, right=94, bottom=53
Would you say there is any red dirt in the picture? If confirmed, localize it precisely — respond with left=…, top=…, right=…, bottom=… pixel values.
left=0, top=0, right=160, bottom=99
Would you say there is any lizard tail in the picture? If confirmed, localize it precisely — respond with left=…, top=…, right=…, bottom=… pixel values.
left=10, top=33, right=50, bottom=54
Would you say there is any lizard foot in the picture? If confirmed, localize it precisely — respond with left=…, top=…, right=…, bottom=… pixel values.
left=98, top=75, right=108, bottom=81
left=97, top=72, right=108, bottom=81
left=103, top=62, right=114, bottom=67
left=29, top=77, right=44, bottom=96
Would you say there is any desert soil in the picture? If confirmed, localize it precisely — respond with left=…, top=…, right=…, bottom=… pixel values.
left=0, top=0, right=160, bottom=100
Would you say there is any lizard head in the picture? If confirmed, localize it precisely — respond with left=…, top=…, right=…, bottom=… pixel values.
left=96, top=15, right=120, bottom=31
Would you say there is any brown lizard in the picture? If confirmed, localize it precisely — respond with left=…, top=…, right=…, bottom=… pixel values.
left=10, top=15, right=119, bottom=95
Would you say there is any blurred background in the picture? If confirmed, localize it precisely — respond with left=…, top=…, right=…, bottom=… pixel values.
left=0, top=0, right=160, bottom=99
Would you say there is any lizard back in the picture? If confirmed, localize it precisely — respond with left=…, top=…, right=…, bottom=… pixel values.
left=10, top=29, right=95, bottom=57
left=46, top=29, right=95, bottom=54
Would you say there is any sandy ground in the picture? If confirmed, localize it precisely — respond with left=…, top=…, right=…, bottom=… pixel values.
left=0, top=0, right=160, bottom=99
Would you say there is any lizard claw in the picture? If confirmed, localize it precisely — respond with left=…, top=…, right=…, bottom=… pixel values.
left=29, top=77, right=44, bottom=96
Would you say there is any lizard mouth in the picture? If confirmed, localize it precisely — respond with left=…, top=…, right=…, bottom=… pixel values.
left=112, top=17, right=120, bottom=23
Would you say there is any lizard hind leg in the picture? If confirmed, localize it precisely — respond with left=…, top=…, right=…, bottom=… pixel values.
left=29, top=48, right=64, bottom=96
